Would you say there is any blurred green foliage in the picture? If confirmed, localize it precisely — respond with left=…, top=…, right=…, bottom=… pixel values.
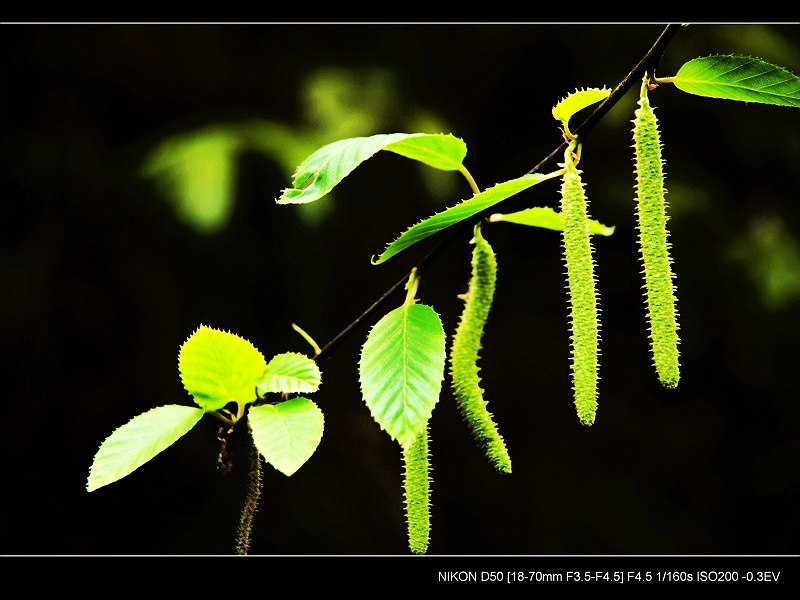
left=140, top=67, right=458, bottom=232
left=728, top=213, right=800, bottom=311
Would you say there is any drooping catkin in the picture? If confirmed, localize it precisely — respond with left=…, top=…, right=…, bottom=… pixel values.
left=560, top=152, right=600, bottom=426
left=235, top=429, right=263, bottom=555
left=449, top=223, right=511, bottom=473
left=633, top=79, right=680, bottom=388
left=403, top=424, right=431, bottom=554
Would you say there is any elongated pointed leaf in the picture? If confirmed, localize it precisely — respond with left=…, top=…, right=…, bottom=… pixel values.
left=489, top=206, right=615, bottom=236
left=359, top=304, right=446, bottom=450
left=87, top=405, right=204, bottom=492
left=372, top=173, right=553, bottom=264
left=179, top=325, right=267, bottom=411
left=248, top=398, right=324, bottom=476
left=277, top=133, right=467, bottom=204
left=672, top=55, right=800, bottom=107
left=256, top=352, right=321, bottom=395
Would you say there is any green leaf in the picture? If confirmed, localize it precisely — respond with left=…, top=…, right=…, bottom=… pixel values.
left=552, top=88, right=610, bottom=136
left=256, top=352, right=322, bottom=395
left=671, top=55, right=800, bottom=107
left=179, top=325, right=267, bottom=411
left=359, top=304, right=446, bottom=450
left=383, top=134, right=467, bottom=171
left=87, top=405, right=204, bottom=492
left=277, top=133, right=468, bottom=204
left=248, top=398, right=324, bottom=476
left=489, top=206, right=615, bottom=236
left=372, top=173, right=553, bottom=264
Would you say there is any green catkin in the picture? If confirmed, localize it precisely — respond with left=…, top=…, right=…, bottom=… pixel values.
left=235, top=432, right=263, bottom=555
left=560, top=150, right=600, bottom=426
left=449, top=223, right=511, bottom=473
left=403, top=424, right=431, bottom=554
left=633, top=79, right=680, bottom=388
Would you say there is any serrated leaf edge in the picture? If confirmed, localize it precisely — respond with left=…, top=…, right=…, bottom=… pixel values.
left=257, top=351, right=322, bottom=394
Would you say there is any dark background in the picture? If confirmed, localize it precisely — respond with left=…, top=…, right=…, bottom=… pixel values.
left=2, top=23, right=799, bottom=556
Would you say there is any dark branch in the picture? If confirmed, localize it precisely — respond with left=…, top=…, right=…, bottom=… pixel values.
left=314, top=272, right=408, bottom=361
left=313, top=24, right=682, bottom=363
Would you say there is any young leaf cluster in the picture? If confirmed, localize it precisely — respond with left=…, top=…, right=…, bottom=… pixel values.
left=87, top=325, right=323, bottom=492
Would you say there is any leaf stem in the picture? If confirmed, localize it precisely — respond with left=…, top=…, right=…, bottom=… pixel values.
left=211, top=410, right=235, bottom=426
left=404, top=268, right=421, bottom=305
left=459, top=165, right=481, bottom=195
left=651, top=75, right=677, bottom=84
left=292, top=322, right=322, bottom=356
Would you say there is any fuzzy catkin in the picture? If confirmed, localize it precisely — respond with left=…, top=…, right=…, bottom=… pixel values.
left=560, top=159, right=600, bottom=426
left=235, top=432, right=263, bottom=555
left=449, top=224, right=511, bottom=473
left=633, top=82, right=680, bottom=388
left=403, top=425, right=431, bottom=554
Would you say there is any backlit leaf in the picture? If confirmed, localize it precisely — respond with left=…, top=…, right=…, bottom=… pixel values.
left=552, top=88, right=610, bottom=136
left=384, top=134, right=467, bottom=171
left=87, top=405, right=204, bottom=492
left=672, top=55, right=800, bottom=107
left=372, top=173, right=553, bottom=264
left=489, top=206, right=615, bottom=236
left=179, top=325, right=267, bottom=411
left=249, top=398, right=324, bottom=476
left=278, top=133, right=468, bottom=204
left=256, top=352, right=321, bottom=395
left=359, top=304, right=446, bottom=450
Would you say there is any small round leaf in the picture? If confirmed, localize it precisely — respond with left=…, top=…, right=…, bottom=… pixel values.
left=249, top=398, right=324, bottom=476
left=179, top=325, right=267, bottom=411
